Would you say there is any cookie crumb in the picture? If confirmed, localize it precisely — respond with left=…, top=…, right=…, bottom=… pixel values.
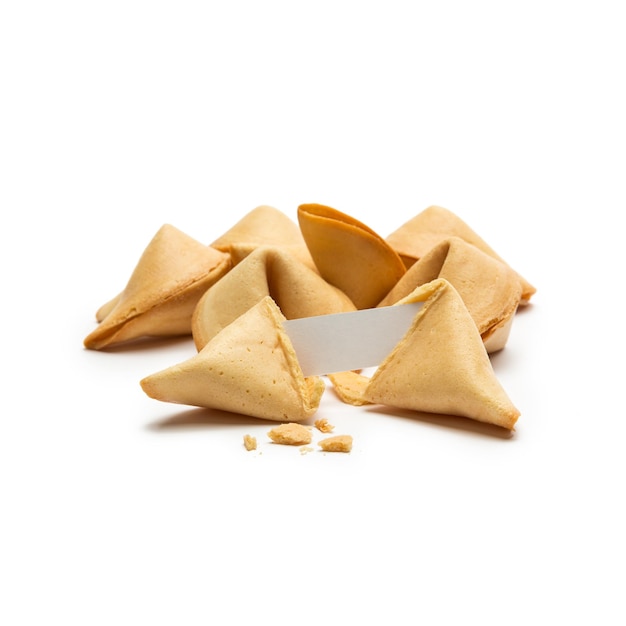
left=314, top=418, right=334, bottom=433
left=299, top=446, right=314, bottom=455
left=267, top=423, right=312, bottom=446
left=243, top=434, right=257, bottom=451
left=319, top=435, right=352, bottom=453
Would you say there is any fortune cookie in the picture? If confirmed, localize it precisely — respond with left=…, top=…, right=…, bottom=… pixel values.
left=297, top=203, right=407, bottom=309
left=211, top=205, right=315, bottom=269
left=84, top=224, right=231, bottom=350
left=140, top=296, right=325, bottom=422
left=378, top=237, right=523, bottom=352
left=385, top=205, right=536, bottom=303
left=329, top=279, right=520, bottom=430
left=191, top=246, right=356, bottom=351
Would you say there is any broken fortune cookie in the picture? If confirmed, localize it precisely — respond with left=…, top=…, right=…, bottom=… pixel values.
left=330, top=278, right=521, bottom=430
left=140, top=296, right=325, bottom=422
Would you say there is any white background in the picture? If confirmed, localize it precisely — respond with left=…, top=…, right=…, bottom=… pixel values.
left=2, top=1, right=625, bottom=624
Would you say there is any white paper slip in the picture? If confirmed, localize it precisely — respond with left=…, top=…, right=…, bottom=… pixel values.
left=282, top=302, right=423, bottom=377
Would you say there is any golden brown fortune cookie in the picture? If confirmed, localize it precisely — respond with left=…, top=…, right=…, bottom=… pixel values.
left=377, top=237, right=523, bottom=353
left=84, top=224, right=231, bottom=350
left=385, top=205, right=536, bottom=304
left=297, top=203, right=407, bottom=310
left=329, top=278, right=520, bottom=430
left=211, top=205, right=315, bottom=269
left=191, top=246, right=356, bottom=351
left=140, top=296, right=325, bottom=422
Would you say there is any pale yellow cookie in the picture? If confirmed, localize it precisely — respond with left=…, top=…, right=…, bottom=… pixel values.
left=211, top=205, right=315, bottom=269
left=330, top=279, right=520, bottom=430
left=191, top=246, right=356, bottom=351
left=378, top=237, right=523, bottom=352
left=84, top=224, right=231, bottom=350
left=385, top=206, right=535, bottom=303
left=140, top=296, right=325, bottom=422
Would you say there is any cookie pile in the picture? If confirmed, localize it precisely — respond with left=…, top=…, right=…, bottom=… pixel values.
left=84, top=204, right=535, bottom=432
